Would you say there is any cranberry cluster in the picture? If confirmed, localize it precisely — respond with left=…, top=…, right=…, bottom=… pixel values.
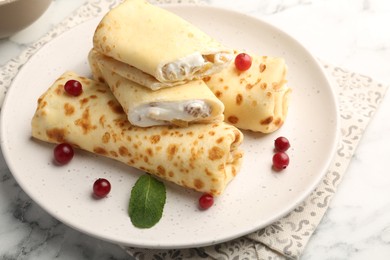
left=272, top=137, right=291, bottom=170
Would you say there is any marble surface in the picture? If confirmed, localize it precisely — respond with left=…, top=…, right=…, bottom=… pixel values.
left=0, top=0, right=390, bottom=259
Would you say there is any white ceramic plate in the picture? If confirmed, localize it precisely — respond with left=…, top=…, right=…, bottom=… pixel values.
left=0, top=5, right=339, bottom=249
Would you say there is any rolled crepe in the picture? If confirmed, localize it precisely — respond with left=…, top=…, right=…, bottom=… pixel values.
left=93, top=0, right=233, bottom=89
left=90, top=50, right=225, bottom=127
left=204, top=52, right=292, bottom=133
left=88, top=48, right=178, bottom=91
left=31, top=71, right=243, bottom=196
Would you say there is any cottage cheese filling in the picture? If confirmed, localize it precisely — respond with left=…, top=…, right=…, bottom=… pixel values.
left=130, top=100, right=212, bottom=127
left=159, top=52, right=233, bottom=82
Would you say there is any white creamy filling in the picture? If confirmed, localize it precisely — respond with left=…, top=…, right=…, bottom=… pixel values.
left=129, top=100, right=212, bottom=127
left=159, top=52, right=233, bottom=82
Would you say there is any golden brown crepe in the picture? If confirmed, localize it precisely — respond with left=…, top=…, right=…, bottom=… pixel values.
left=31, top=71, right=243, bottom=196
left=92, top=0, right=233, bottom=88
left=204, top=52, right=291, bottom=133
left=89, top=49, right=225, bottom=127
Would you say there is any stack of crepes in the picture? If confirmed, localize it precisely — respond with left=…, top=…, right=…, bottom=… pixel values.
left=89, top=0, right=234, bottom=128
left=31, top=0, right=292, bottom=195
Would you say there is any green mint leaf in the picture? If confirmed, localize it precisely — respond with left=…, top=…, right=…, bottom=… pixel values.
left=128, top=174, right=166, bottom=228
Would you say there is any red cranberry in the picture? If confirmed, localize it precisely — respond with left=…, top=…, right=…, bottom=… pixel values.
left=272, top=152, right=290, bottom=170
left=64, top=80, right=83, bottom=96
left=53, top=143, right=74, bottom=165
left=199, top=193, right=214, bottom=209
left=93, top=178, right=111, bottom=198
left=234, top=53, right=252, bottom=71
left=274, top=136, right=291, bottom=152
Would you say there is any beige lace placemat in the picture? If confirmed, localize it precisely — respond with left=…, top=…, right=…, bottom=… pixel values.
left=0, top=1, right=388, bottom=259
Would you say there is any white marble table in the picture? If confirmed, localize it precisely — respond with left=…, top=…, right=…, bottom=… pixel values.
left=1, top=0, right=389, bottom=259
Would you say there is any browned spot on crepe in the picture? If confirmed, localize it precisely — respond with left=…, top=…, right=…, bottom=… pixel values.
left=236, top=94, right=243, bottom=105
left=79, top=97, right=89, bottom=107
left=64, top=103, right=75, bottom=116
left=46, top=128, right=66, bottom=143
left=75, top=108, right=96, bottom=134
left=208, top=146, right=225, bottom=160
left=228, top=115, right=239, bottom=124
left=167, top=144, right=178, bottom=160
left=190, top=146, right=200, bottom=162
left=110, top=151, right=118, bottom=157
left=102, top=132, right=111, bottom=143
left=274, top=118, right=283, bottom=127
left=246, top=78, right=261, bottom=90
left=194, top=179, right=204, bottom=189
left=150, top=135, right=160, bottom=144
left=246, top=83, right=253, bottom=90
left=215, top=90, right=223, bottom=98
left=107, top=99, right=125, bottom=114
left=38, top=98, right=47, bottom=109
left=232, top=166, right=237, bottom=176
left=161, top=129, right=169, bottom=136
left=94, top=147, right=107, bottom=155
left=96, top=23, right=105, bottom=30
left=216, top=137, right=224, bottom=144
left=119, top=146, right=130, bottom=157
left=157, top=165, right=166, bottom=176
left=210, top=189, right=219, bottom=195
left=97, top=77, right=105, bottom=83
left=99, top=115, right=106, bottom=127
left=146, top=148, right=153, bottom=157
left=260, top=116, right=273, bottom=125
left=260, top=63, right=266, bottom=73
left=55, top=84, right=64, bottom=95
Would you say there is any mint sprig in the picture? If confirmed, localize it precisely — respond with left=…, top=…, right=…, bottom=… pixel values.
left=128, top=174, right=166, bottom=228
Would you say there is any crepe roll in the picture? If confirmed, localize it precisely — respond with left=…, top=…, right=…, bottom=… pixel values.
left=31, top=71, right=243, bottom=196
left=204, top=52, right=292, bottom=133
left=92, top=50, right=225, bottom=128
left=88, top=49, right=176, bottom=91
left=93, top=0, right=233, bottom=88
